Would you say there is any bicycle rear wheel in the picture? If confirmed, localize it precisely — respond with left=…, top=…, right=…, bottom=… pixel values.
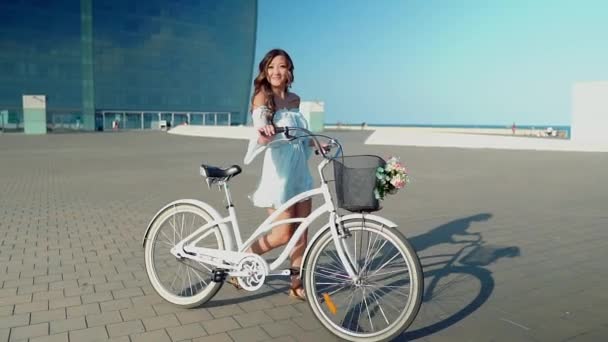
left=303, top=219, right=423, bottom=342
left=144, top=203, right=224, bottom=308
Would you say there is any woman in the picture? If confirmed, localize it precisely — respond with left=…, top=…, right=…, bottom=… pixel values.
left=240, top=49, right=313, bottom=300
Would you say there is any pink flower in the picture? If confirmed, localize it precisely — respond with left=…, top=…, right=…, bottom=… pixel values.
left=391, top=178, right=405, bottom=189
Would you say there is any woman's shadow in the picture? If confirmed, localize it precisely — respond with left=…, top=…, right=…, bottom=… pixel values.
left=396, top=213, right=520, bottom=341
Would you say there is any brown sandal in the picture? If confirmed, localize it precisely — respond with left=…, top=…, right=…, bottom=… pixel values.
left=227, top=276, right=242, bottom=290
left=288, top=285, right=306, bottom=301
left=288, top=268, right=306, bottom=301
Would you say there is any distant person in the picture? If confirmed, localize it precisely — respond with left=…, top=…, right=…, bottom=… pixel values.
left=511, top=122, right=516, bottom=135
left=241, top=48, right=320, bottom=300
left=361, top=122, right=367, bottom=130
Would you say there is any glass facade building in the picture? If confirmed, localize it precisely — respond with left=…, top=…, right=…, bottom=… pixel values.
left=0, top=0, right=257, bottom=132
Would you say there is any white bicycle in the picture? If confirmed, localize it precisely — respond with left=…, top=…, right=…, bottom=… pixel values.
left=142, top=127, right=423, bottom=341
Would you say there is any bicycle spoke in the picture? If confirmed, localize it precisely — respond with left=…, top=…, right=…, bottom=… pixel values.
left=368, top=253, right=400, bottom=278
left=362, top=288, right=374, bottom=332
left=368, top=287, right=391, bottom=326
left=339, top=287, right=359, bottom=326
left=367, top=283, right=410, bottom=299
left=314, top=270, right=350, bottom=282
left=366, top=267, right=408, bottom=279
left=159, top=230, right=175, bottom=247
left=180, top=213, right=186, bottom=241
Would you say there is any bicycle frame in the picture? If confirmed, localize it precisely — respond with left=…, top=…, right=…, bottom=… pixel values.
left=175, top=156, right=359, bottom=279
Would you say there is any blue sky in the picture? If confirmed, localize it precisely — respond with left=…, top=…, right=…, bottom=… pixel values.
left=255, top=0, right=608, bottom=126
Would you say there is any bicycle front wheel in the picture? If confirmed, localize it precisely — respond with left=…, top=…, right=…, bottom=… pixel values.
left=303, top=219, right=423, bottom=342
left=144, top=203, right=225, bottom=308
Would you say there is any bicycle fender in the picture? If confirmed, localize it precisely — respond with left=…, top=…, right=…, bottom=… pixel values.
left=300, top=213, right=398, bottom=275
left=141, top=199, right=235, bottom=251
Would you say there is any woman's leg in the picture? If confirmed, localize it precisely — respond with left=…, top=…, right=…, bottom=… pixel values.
left=248, top=206, right=297, bottom=255
left=289, top=199, right=312, bottom=293
left=290, top=199, right=312, bottom=270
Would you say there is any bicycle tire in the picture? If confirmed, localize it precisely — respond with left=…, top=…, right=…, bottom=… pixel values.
left=144, top=203, right=225, bottom=308
left=303, top=219, right=423, bottom=341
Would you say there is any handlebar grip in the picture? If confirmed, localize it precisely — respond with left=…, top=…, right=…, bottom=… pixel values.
left=274, top=126, right=290, bottom=137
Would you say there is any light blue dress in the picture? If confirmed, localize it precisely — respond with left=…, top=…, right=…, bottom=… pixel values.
left=243, top=106, right=314, bottom=209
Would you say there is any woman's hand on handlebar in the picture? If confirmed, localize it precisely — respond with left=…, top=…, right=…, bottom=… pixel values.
left=258, top=124, right=275, bottom=137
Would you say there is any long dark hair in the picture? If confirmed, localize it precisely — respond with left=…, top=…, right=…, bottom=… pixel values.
left=251, top=49, right=294, bottom=122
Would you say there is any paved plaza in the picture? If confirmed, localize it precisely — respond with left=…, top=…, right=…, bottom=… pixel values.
left=1, top=130, right=607, bottom=341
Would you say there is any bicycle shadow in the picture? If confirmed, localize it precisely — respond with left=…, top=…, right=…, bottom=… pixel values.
left=395, top=213, right=521, bottom=341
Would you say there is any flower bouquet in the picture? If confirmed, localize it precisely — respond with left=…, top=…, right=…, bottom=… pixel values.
left=375, top=156, right=409, bottom=200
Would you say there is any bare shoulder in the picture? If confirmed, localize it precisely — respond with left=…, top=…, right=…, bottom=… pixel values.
left=252, top=92, right=268, bottom=109
left=288, top=92, right=300, bottom=108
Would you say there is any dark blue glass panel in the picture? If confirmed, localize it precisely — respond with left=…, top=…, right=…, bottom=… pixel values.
left=0, top=0, right=82, bottom=110
left=93, top=0, right=257, bottom=123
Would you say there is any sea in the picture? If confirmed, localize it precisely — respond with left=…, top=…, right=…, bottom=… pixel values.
left=330, top=123, right=572, bottom=138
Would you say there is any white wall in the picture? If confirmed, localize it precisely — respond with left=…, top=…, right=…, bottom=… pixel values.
left=572, top=82, right=608, bottom=144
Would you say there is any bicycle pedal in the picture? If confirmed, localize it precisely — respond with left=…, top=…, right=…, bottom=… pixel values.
left=211, top=269, right=227, bottom=283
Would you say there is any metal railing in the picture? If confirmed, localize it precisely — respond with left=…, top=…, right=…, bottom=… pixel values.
left=96, top=110, right=233, bottom=131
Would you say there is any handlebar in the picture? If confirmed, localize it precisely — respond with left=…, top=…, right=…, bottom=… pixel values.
left=272, top=126, right=342, bottom=160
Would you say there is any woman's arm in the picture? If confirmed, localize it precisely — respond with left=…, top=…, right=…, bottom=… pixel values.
left=252, top=92, right=275, bottom=145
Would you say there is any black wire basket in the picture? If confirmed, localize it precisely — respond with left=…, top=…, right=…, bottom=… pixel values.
left=333, top=155, right=386, bottom=212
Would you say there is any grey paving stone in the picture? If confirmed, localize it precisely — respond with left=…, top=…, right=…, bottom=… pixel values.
left=100, top=299, right=132, bottom=312
left=34, top=275, right=62, bottom=285
left=14, top=300, right=48, bottom=314
left=0, top=313, right=30, bottom=329
left=0, top=294, right=32, bottom=307
left=94, top=281, right=124, bottom=293
left=292, top=330, right=340, bottom=342
left=152, top=303, right=188, bottom=315
left=68, top=326, right=109, bottom=342
left=0, top=329, right=9, bottom=342
left=64, top=285, right=95, bottom=297
left=237, top=298, right=275, bottom=313
left=166, top=322, right=208, bottom=340
left=107, top=319, right=145, bottom=338
left=208, top=304, right=245, bottom=319
left=174, top=309, right=214, bottom=324
left=121, top=305, right=157, bottom=322
left=292, top=315, right=323, bottom=331
left=32, top=290, right=64, bottom=302
left=66, top=303, right=101, bottom=318
left=267, top=336, right=298, bottom=342
left=49, top=296, right=81, bottom=310
left=48, top=280, right=79, bottom=291
left=261, top=319, right=306, bottom=338
left=131, top=329, right=172, bottom=342
left=192, top=333, right=234, bottom=342
left=3, top=277, right=34, bottom=289
left=77, top=276, right=108, bottom=287
left=82, top=291, right=113, bottom=304
left=130, top=294, right=165, bottom=307
left=30, top=308, right=66, bottom=324
left=233, top=310, right=274, bottom=327
left=264, top=306, right=302, bottom=321
left=9, top=322, right=48, bottom=341
left=19, top=268, right=48, bottom=278
left=141, top=313, right=181, bottom=331
left=30, top=332, right=69, bottom=342
left=86, top=311, right=123, bottom=327
left=16, top=283, right=48, bottom=295
left=201, top=317, right=241, bottom=335
left=0, top=305, right=14, bottom=316
left=50, top=317, right=86, bottom=334
left=227, top=326, right=271, bottom=342
left=112, top=287, right=144, bottom=300
left=0, top=288, right=17, bottom=298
